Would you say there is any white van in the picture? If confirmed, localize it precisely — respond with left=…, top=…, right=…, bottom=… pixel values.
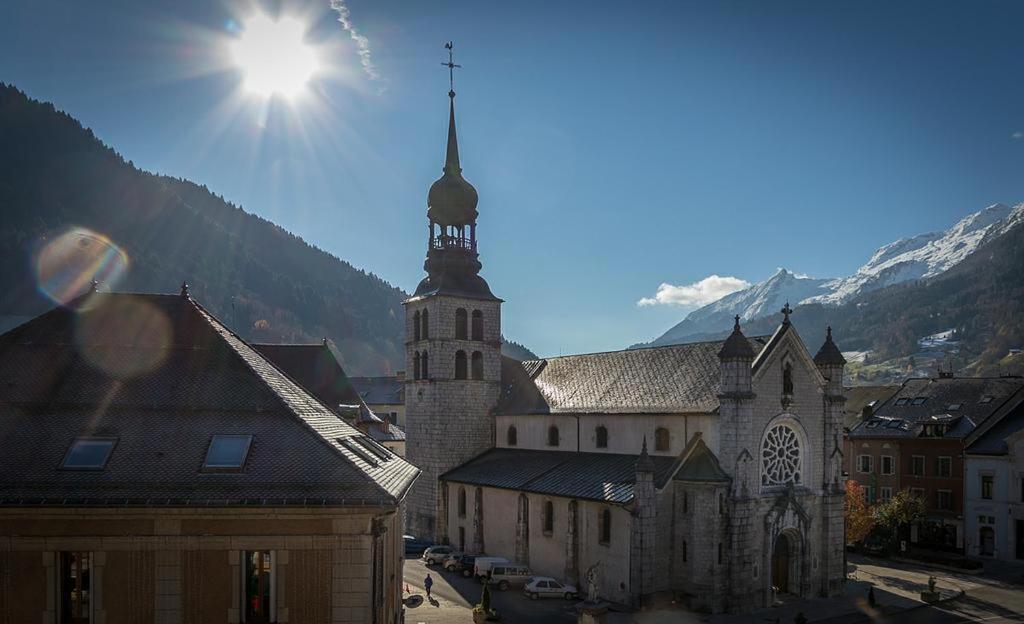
left=488, top=563, right=532, bottom=590
left=472, top=556, right=509, bottom=581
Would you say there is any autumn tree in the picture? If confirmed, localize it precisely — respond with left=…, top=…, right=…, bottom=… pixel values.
left=844, top=479, right=875, bottom=544
left=874, top=488, right=927, bottom=546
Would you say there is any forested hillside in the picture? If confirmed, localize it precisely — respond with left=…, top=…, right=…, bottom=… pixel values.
left=0, top=83, right=408, bottom=373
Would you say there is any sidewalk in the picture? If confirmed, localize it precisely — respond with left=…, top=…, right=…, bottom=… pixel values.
left=604, top=554, right=969, bottom=624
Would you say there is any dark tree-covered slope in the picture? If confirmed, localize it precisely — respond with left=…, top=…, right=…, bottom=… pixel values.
left=0, top=83, right=406, bottom=374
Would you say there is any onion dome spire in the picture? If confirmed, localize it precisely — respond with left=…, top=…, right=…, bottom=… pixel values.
left=427, top=43, right=478, bottom=227
left=814, top=326, right=847, bottom=366
left=718, top=314, right=755, bottom=360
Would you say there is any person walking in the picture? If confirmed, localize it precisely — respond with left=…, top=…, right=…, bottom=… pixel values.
left=424, top=573, right=434, bottom=599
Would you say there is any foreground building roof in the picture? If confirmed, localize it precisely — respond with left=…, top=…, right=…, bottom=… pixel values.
left=0, top=291, right=418, bottom=507
left=498, top=337, right=768, bottom=415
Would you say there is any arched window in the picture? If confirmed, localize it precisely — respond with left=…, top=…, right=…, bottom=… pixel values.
left=421, top=309, right=430, bottom=340
left=413, top=351, right=421, bottom=380
left=458, top=487, right=466, bottom=517
left=471, top=310, right=484, bottom=341
left=471, top=351, right=484, bottom=380
left=455, top=350, right=468, bottom=380
left=455, top=308, right=468, bottom=340
left=682, top=540, right=688, bottom=562
left=413, top=310, right=421, bottom=341
left=595, top=426, right=608, bottom=449
left=761, top=422, right=802, bottom=487
left=682, top=490, right=688, bottom=513
left=543, top=500, right=554, bottom=534
left=507, top=425, right=517, bottom=446
left=655, top=427, right=670, bottom=452
left=599, top=508, right=611, bottom=545
left=421, top=351, right=429, bottom=380
left=783, top=361, right=794, bottom=395
left=547, top=425, right=560, bottom=447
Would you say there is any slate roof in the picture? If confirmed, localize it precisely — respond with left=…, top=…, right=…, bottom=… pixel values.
left=675, top=438, right=730, bottom=483
left=440, top=448, right=678, bottom=504
left=965, top=396, right=1024, bottom=455
left=0, top=292, right=418, bottom=507
left=848, top=376, right=1024, bottom=440
left=350, top=375, right=405, bottom=405
left=253, top=342, right=363, bottom=410
left=498, top=337, right=769, bottom=415
left=842, top=385, right=900, bottom=430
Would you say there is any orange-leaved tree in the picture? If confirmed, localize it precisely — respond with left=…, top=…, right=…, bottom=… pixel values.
left=844, top=479, right=875, bottom=544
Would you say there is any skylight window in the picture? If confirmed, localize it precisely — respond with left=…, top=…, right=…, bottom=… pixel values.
left=979, top=396, right=993, bottom=404
left=911, top=397, right=927, bottom=405
left=203, top=435, right=253, bottom=469
left=353, top=435, right=393, bottom=462
left=62, top=438, right=116, bottom=469
left=895, top=398, right=909, bottom=406
left=866, top=420, right=880, bottom=429
left=340, top=437, right=379, bottom=467
left=947, top=403, right=962, bottom=411
left=886, top=420, right=902, bottom=428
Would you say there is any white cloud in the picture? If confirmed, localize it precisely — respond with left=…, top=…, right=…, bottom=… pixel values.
left=637, top=275, right=751, bottom=307
left=329, top=1, right=383, bottom=85
left=1013, top=131, right=1024, bottom=140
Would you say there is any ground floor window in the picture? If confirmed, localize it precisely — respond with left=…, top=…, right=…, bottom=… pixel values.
left=244, top=550, right=273, bottom=623
left=59, top=551, right=91, bottom=624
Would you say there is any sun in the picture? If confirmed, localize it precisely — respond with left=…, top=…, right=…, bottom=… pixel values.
left=231, top=14, right=320, bottom=98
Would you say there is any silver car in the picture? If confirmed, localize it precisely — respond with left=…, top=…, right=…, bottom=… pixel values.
left=523, top=576, right=578, bottom=600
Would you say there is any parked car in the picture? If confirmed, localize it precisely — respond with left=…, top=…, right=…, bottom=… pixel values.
left=403, top=534, right=433, bottom=558
left=444, top=553, right=478, bottom=577
left=472, top=556, right=510, bottom=582
left=422, top=545, right=454, bottom=565
left=523, top=577, right=578, bottom=600
left=488, top=563, right=532, bottom=590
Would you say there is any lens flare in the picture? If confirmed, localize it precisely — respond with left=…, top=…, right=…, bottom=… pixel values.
left=34, top=228, right=129, bottom=308
left=75, top=297, right=172, bottom=380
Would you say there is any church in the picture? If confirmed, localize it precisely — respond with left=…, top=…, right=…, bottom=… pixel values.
left=404, top=73, right=847, bottom=612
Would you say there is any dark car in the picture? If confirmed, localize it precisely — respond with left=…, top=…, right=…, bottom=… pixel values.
left=403, top=534, right=433, bottom=558
left=443, top=553, right=478, bottom=577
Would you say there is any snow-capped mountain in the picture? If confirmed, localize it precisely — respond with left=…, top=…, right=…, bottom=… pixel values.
left=647, top=269, right=833, bottom=346
left=808, top=203, right=1024, bottom=305
left=641, top=202, right=1024, bottom=348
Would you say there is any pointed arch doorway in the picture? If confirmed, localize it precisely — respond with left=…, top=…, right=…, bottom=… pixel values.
left=772, top=533, right=791, bottom=594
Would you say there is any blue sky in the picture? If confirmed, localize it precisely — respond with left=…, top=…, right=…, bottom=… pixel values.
left=2, top=0, right=1023, bottom=356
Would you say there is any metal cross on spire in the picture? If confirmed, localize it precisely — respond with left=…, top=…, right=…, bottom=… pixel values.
left=442, top=41, right=461, bottom=97
left=781, top=302, right=793, bottom=324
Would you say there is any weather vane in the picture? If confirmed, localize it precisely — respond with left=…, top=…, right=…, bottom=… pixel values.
left=442, top=41, right=461, bottom=96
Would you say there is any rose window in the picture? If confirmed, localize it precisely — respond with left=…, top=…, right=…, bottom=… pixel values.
left=761, top=424, right=801, bottom=486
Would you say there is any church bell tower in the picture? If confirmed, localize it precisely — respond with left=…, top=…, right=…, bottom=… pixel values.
left=404, top=43, right=502, bottom=539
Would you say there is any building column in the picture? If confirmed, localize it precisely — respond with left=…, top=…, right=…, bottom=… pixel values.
left=154, top=550, right=182, bottom=624
left=515, top=494, right=530, bottom=566
left=471, top=487, right=485, bottom=554
left=43, top=552, right=56, bottom=624
left=565, top=500, right=579, bottom=586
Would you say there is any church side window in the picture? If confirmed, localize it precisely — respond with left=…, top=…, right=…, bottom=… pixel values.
left=471, top=351, right=484, bottom=380
left=471, top=310, right=484, bottom=341
left=421, top=309, right=430, bottom=339
left=413, top=351, right=421, bottom=380
left=782, top=362, right=794, bottom=395
left=421, top=351, right=429, bottom=380
left=455, top=308, right=468, bottom=340
left=507, top=426, right=517, bottom=446
left=543, top=500, right=554, bottom=534
left=547, top=426, right=560, bottom=447
left=455, top=350, right=468, bottom=380
left=682, top=540, right=687, bottom=562
left=655, top=427, right=670, bottom=452
left=599, top=508, right=611, bottom=545
left=595, top=426, right=608, bottom=449
left=458, top=487, right=466, bottom=517
left=413, top=311, right=421, bottom=341
left=761, top=423, right=802, bottom=487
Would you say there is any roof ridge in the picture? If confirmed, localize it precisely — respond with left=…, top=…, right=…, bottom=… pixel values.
left=526, top=335, right=772, bottom=363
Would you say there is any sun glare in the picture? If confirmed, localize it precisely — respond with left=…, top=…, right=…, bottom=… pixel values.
left=231, top=14, right=319, bottom=98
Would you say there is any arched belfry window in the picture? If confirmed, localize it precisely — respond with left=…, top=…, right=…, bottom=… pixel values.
left=413, top=311, right=421, bottom=341
left=783, top=362, right=794, bottom=396
left=455, top=350, right=468, bottom=380
left=655, top=427, right=670, bottom=452
left=543, top=500, right=554, bottom=534
left=547, top=426, right=560, bottom=447
left=413, top=351, right=421, bottom=380
left=761, top=422, right=802, bottom=487
left=421, top=351, right=429, bottom=380
left=507, top=425, right=517, bottom=446
left=458, top=487, right=466, bottom=517
left=455, top=308, right=468, bottom=340
left=421, top=309, right=430, bottom=340
left=471, top=351, right=484, bottom=380
left=595, top=426, right=608, bottom=449
left=471, top=310, right=484, bottom=341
